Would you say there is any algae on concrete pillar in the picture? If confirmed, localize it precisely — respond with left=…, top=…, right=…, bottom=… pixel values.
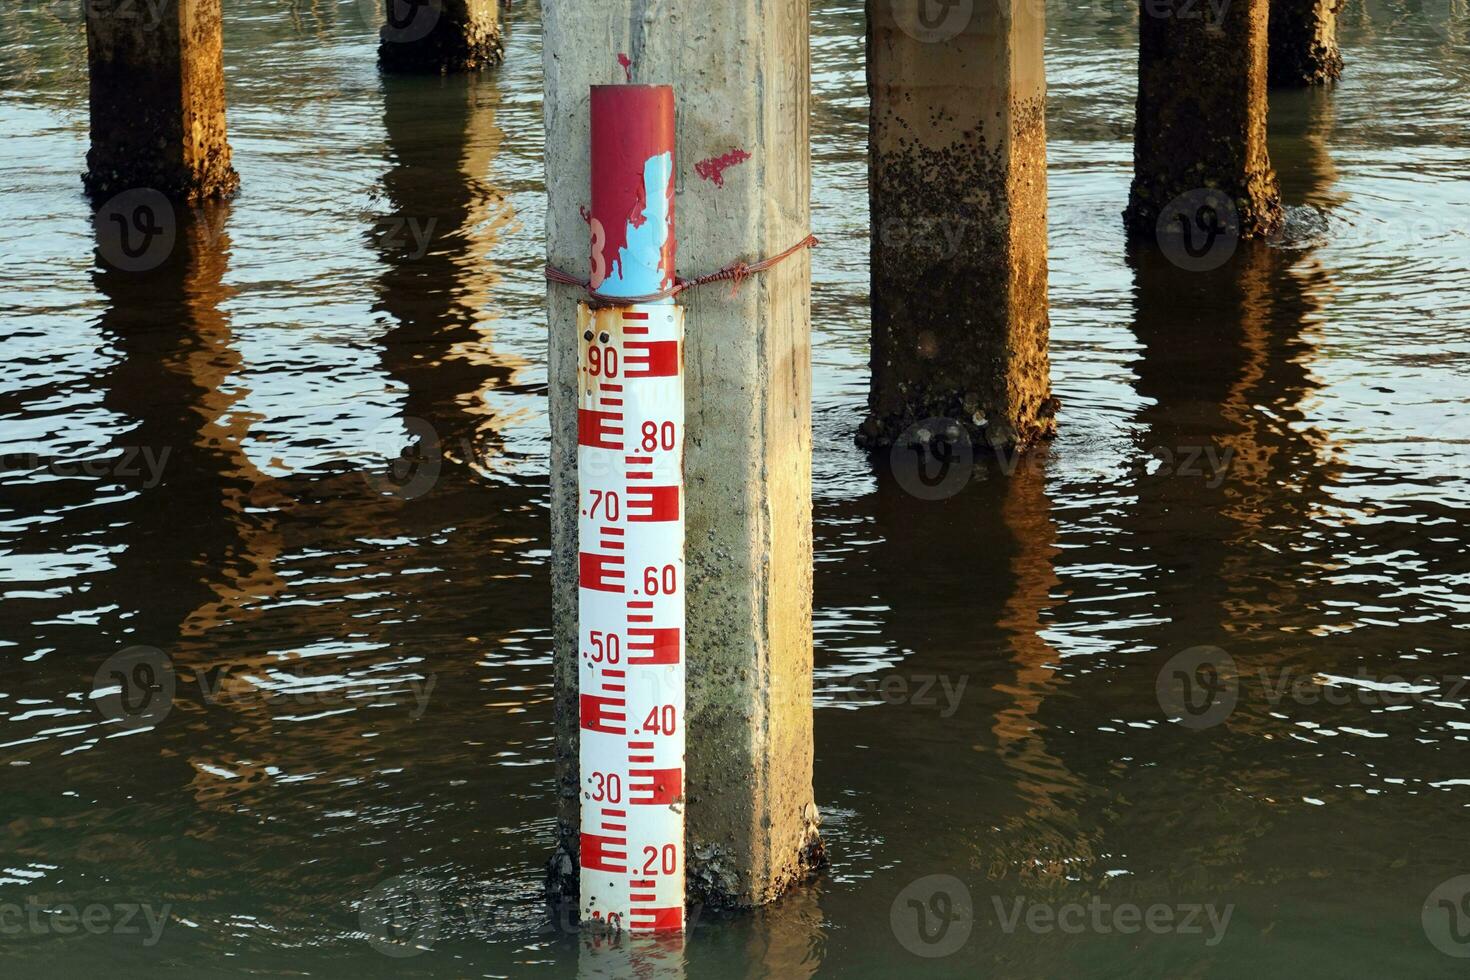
left=1269, top=0, right=1344, bottom=87
left=1125, top=0, right=1283, bottom=240
left=378, top=0, right=503, bottom=73
left=542, top=0, right=822, bottom=912
left=861, top=0, right=1056, bottom=454
left=84, top=0, right=238, bottom=203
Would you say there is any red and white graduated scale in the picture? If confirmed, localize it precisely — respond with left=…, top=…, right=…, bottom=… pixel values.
left=577, top=84, right=685, bottom=934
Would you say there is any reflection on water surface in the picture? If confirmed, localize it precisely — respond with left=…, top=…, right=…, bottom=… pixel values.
left=1, top=0, right=1468, bottom=975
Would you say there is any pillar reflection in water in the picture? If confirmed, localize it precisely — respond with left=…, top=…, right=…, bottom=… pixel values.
left=804, top=451, right=1094, bottom=937
left=1123, top=85, right=1341, bottom=672
left=10, top=201, right=239, bottom=660
left=577, top=931, right=686, bottom=980
left=375, top=70, right=526, bottom=484
left=90, top=198, right=321, bottom=833
left=988, top=454, right=1097, bottom=882
left=82, top=198, right=290, bottom=664
left=1030, top=99, right=1348, bottom=909
left=2, top=195, right=296, bottom=931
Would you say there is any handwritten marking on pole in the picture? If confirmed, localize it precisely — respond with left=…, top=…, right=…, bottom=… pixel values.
left=694, top=149, right=752, bottom=188
left=618, top=53, right=633, bottom=82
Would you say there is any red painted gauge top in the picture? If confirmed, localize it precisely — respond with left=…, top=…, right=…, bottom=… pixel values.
left=589, top=85, right=676, bottom=300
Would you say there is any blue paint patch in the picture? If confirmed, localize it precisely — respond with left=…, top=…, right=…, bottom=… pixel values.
left=601, top=151, right=674, bottom=303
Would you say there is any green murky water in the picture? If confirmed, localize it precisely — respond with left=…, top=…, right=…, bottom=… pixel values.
left=1, top=1, right=1468, bottom=975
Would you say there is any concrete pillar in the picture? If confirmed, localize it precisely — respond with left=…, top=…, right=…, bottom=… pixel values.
left=1269, top=0, right=1343, bottom=87
left=379, top=0, right=502, bottom=73
left=543, top=1, right=822, bottom=911
left=861, top=0, right=1055, bottom=454
left=1125, top=0, right=1282, bottom=240
left=83, top=0, right=238, bottom=202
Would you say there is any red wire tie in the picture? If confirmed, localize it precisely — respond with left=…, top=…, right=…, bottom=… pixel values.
left=544, top=234, right=818, bottom=307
